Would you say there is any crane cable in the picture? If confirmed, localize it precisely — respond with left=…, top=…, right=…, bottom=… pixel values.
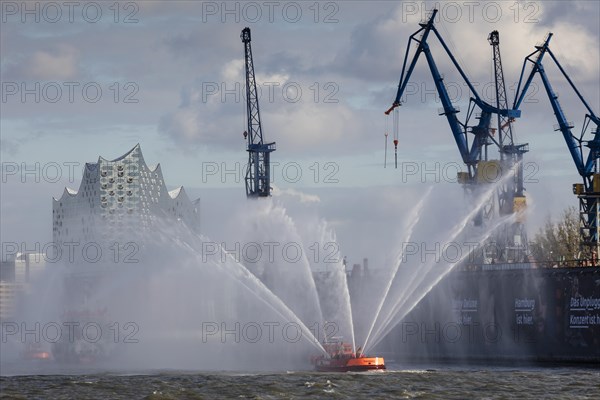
left=393, top=108, right=399, bottom=169
left=384, top=116, right=389, bottom=168
left=243, top=70, right=248, bottom=142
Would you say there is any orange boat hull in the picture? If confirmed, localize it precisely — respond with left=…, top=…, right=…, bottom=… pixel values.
left=314, top=356, right=385, bottom=372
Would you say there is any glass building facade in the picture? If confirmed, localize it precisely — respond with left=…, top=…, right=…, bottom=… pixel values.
left=52, top=144, right=200, bottom=247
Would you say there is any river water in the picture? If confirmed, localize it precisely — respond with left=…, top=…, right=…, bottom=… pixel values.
left=1, top=365, right=598, bottom=399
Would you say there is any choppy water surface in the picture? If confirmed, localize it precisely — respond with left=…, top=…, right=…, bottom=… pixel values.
left=1, top=366, right=599, bottom=399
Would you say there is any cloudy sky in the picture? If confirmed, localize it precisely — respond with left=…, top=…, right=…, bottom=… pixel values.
left=1, top=1, right=599, bottom=266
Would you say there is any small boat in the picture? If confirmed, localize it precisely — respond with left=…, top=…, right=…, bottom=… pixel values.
left=311, top=338, right=385, bottom=372
left=22, top=343, right=51, bottom=361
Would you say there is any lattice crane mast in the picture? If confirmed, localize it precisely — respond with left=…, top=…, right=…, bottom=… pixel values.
left=488, top=30, right=529, bottom=261
left=514, top=33, right=600, bottom=258
left=241, top=27, right=276, bottom=198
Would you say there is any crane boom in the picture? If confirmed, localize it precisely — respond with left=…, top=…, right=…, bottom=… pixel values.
left=386, top=10, right=520, bottom=172
left=514, top=33, right=599, bottom=176
left=241, top=27, right=276, bottom=198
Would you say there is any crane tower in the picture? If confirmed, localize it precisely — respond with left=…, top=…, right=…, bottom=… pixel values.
left=241, top=27, right=276, bottom=198
left=489, top=30, right=529, bottom=262
left=514, top=33, right=600, bottom=258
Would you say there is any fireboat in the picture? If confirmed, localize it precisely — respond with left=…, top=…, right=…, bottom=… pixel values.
left=311, top=338, right=385, bottom=372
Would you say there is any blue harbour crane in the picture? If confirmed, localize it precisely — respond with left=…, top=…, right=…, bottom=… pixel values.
left=241, top=27, right=276, bottom=198
left=514, top=33, right=600, bottom=257
left=385, top=9, right=528, bottom=262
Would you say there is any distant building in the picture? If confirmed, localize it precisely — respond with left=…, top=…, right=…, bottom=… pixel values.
left=0, top=281, right=22, bottom=320
left=0, top=252, right=46, bottom=320
left=14, top=252, right=46, bottom=284
left=52, top=144, right=200, bottom=247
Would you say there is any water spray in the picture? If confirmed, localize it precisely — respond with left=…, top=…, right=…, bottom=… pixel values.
left=361, top=187, right=432, bottom=352
left=364, top=171, right=517, bottom=353
left=368, top=212, right=517, bottom=352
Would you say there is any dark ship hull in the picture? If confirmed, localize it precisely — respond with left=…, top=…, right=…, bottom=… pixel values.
left=355, top=265, right=600, bottom=364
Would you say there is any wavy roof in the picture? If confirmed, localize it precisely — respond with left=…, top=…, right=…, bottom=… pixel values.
left=53, top=145, right=198, bottom=205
